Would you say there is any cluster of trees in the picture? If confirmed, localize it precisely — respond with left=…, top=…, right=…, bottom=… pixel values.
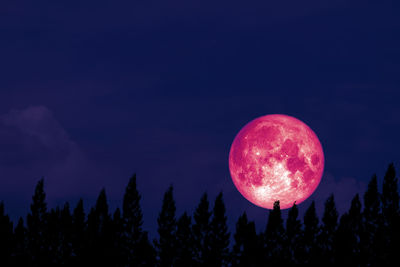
left=0, top=164, right=399, bottom=266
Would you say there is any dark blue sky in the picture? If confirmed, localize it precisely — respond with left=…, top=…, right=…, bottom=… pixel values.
left=0, top=0, right=399, bottom=236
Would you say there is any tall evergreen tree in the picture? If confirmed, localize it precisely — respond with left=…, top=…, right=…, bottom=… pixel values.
left=155, top=186, right=177, bottom=267
left=264, top=200, right=284, bottom=266
left=232, top=212, right=259, bottom=267
left=317, top=194, right=338, bottom=266
left=46, top=207, right=61, bottom=265
left=111, top=208, right=125, bottom=267
left=71, top=199, right=86, bottom=265
left=360, top=174, right=383, bottom=265
left=122, top=174, right=154, bottom=266
left=334, top=194, right=362, bottom=266
left=26, top=178, right=49, bottom=266
left=13, top=217, right=28, bottom=266
left=207, top=192, right=230, bottom=267
left=59, top=203, right=73, bottom=265
left=192, top=193, right=211, bottom=266
left=300, top=201, right=319, bottom=266
left=175, top=212, right=195, bottom=267
left=382, top=163, right=399, bottom=223
left=86, top=189, right=113, bottom=266
left=381, top=163, right=399, bottom=264
left=0, top=202, right=13, bottom=265
left=285, top=202, right=302, bottom=265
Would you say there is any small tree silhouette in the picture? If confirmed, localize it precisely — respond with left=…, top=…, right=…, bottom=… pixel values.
left=155, top=185, right=177, bottom=267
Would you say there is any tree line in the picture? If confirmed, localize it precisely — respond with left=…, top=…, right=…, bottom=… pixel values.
left=0, top=163, right=399, bottom=266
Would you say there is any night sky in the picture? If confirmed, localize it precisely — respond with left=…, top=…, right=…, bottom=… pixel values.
left=1, top=0, right=400, bottom=236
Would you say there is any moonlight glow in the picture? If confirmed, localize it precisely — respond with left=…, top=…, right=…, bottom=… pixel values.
left=229, top=114, right=324, bottom=209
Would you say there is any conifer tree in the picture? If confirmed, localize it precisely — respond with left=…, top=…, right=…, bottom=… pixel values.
left=381, top=163, right=399, bottom=264
left=208, top=192, right=230, bottom=267
left=0, top=202, right=13, bottom=265
left=264, top=200, right=284, bottom=265
left=26, top=178, right=49, bottom=266
left=46, top=207, right=61, bottom=264
left=86, top=189, right=112, bottom=266
left=232, top=212, right=259, bottom=267
left=59, top=203, right=73, bottom=265
left=192, top=193, right=211, bottom=266
left=360, top=174, right=382, bottom=265
left=71, top=199, right=86, bottom=264
left=111, top=208, right=125, bottom=267
left=334, top=194, right=362, bottom=266
left=13, top=217, right=28, bottom=266
left=382, top=163, right=399, bottom=223
left=155, top=186, right=177, bottom=267
left=175, top=212, right=195, bottom=267
left=300, top=201, right=319, bottom=265
left=285, top=202, right=302, bottom=265
left=317, top=194, right=338, bottom=266
left=122, top=174, right=155, bottom=266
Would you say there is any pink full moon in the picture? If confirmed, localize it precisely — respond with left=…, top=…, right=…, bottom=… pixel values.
left=229, top=114, right=324, bottom=209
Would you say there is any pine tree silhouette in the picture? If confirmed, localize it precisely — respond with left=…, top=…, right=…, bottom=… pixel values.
left=207, top=192, right=230, bottom=267
left=86, top=189, right=113, bottom=267
left=175, top=212, right=195, bottom=267
left=71, top=199, right=86, bottom=265
left=26, top=178, right=49, bottom=266
left=285, top=202, right=302, bottom=266
left=13, top=217, right=28, bottom=266
left=0, top=163, right=398, bottom=266
left=111, top=208, right=125, bottom=267
left=155, top=185, right=177, bottom=267
left=59, top=203, right=73, bottom=265
left=192, top=193, right=211, bottom=266
left=300, top=201, right=319, bottom=266
left=381, top=163, right=399, bottom=264
left=232, top=212, right=259, bottom=267
left=360, top=174, right=383, bottom=265
left=0, top=202, right=13, bottom=265
left=46, top=207, right=62, bottom=264
left=263, top=200, right=284, bottom=266
left=317, top=194, right=338, bottom=266
left=334, top=194, right=362, bottom=266
left=122, top=174, right=155, bottom=266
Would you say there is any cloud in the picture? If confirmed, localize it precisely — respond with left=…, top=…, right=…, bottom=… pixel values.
left=0, top=106, right=97, bottom=202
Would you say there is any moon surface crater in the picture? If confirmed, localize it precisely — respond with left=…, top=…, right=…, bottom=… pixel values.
left=229, top=114, right=324, bottom=209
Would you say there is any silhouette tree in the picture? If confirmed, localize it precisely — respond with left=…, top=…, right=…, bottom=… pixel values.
left=334, top=194, right=362, bottom=266
left=382, top=163, right=399, bottom=223
left=13, top=217, right=28, bottom=266
left=381, top=163, right=399, bottom=264
left=207, top=192, right=230, bottom=267
left=26, top=178, right=49, bottom=266
left=300, top=201, right=319, bottom=266
left=111, top=208, right=125, bottom=267
left=285, top=202, right=302, bottom=265
left=231, top=212, right=259, bottom=267
left=0, top=163, right=398, bottom=266
left=59, top=203, right=73, bottom=265
left=71, top=199, right=86, bottom=264
left=155, top=186, right=177, bottom=267
left=360, top=174, right=383, bottom=265
left=175, top=212, right=195, bottom=267
left=0, top=202, right=13, bottom=265
left=264, top=200, right=285, bottom=266
left=192, top=193, right=211, bottom=266
left=122, top=174, right=155, bottom=266
left=86, top=189, right=113, bottom=266
left=317, top=194, right=338, bottom=266
left=46, top=207, right=62, bottom=265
